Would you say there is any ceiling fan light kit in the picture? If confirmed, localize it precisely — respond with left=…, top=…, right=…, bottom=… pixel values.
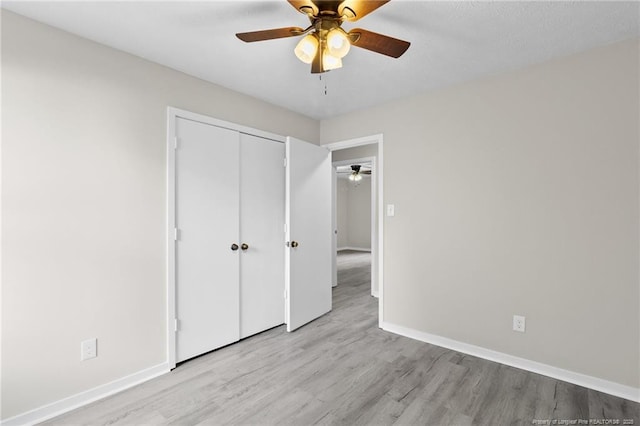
left=294, top=19, right=350, bottom=70
left=294, top=34, right=319, bottom=64
left=326, top=28, right=350, bottom=58
left=348, top=172, right=363, bottom=182
left=236, top=0, right=410, bottom=74
left=338, top=164, right=370, bottom=182
left=321, top=49, right=343, bottom=70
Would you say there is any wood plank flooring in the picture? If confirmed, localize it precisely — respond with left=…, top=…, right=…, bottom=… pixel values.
left=44, top=250, right=639, bottom=425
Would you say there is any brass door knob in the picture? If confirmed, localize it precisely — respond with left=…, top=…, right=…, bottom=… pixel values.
left=291, top=241, right=299, bottom=248
left=241, top=243, right=249, bottom=251
left=231, top=243, right=239, bottom=251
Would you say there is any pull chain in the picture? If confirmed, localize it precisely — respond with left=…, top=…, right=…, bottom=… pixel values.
left=320, top=75, right=327, bottom=95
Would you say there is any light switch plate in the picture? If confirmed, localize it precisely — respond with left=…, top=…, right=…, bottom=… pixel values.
left=386, top=204, right=395, bottom=217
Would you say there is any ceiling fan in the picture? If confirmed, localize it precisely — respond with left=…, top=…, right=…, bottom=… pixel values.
left=236, top=0, right=411, bottom=73
left=337, top=164, right=372, bottom=181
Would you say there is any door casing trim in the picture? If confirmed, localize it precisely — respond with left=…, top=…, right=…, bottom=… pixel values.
left=323, top=134, right=384, bottom=325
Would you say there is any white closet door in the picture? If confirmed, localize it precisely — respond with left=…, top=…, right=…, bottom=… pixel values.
left=175, top=118, right=240, bottom=363
left=239, top=134, right=285, bottom=338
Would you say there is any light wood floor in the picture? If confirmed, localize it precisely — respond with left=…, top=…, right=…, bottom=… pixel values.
left=45, top=250, right=638, bottom=425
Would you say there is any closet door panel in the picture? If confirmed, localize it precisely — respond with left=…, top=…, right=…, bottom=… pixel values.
left=175, top=118, right=240, bottom=362
left=240, top=134, right=285, bottom=338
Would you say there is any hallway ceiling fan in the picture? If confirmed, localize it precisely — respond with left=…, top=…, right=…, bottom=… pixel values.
left=235, top=0, right=411, bottom=73
left=337, top=164, right=371, bottom=181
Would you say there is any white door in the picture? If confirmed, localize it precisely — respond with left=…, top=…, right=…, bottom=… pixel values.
left=331, top=167, right=338, bottom=287
left=285, top=137, right=332, bottom=332
left=175, top=118, right=240, bottom=363
left=239, top=133, right=285, bottom=338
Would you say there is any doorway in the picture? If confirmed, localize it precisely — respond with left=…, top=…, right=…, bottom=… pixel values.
left=323, top=135, right=384, bottom=326
left=332, top=157, right=375, bottom=296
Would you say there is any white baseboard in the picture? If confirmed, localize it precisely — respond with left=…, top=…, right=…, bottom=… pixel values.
left=380, top=321, right=640, bottom=403
left=337, top=246, right=371, bottom=252
left=1, top=362, right=170, bottom=426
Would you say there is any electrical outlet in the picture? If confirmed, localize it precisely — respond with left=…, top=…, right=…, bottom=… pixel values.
left=513, top=315, right=526, bottom=333
left=81, top=338, right=97, bottom=361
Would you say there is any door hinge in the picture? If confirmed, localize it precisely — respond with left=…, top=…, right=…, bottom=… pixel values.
left=283, top=158, right=287, bottom=168
left=175, top=318, right=179, bottom=332
left=174, top=137, right=179, bottom=149
left=174, top=228, right=180, bottom=241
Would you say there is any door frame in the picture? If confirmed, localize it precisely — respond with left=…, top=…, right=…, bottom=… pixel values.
left=323, top=134, right=384, bottom=326
left=166, top=107, right=285, bottom=369
left=332, top=156, right=377, bottom=296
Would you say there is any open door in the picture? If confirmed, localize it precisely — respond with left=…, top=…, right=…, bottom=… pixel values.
left=285, top=137, right=332, bottom=332
left=332, top=166, right=338, bottom=287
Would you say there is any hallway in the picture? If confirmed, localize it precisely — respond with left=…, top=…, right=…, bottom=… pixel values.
left=334, top=249, right=375, bottom=323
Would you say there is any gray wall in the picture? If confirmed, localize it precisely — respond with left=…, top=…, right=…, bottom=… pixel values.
left=332, top=144, right=378, bottom=162
left=322, top=39, right=640, bottom=389
left=336, top=179, right=349, bottom=248
left=1, top=11, right=318, bottom=419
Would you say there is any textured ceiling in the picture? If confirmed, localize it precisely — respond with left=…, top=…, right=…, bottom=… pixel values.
left=3, top=1, right=639, bottom=120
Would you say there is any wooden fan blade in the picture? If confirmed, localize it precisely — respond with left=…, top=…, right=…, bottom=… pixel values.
left=361, top=170, right=372, bottom=174
left=287, top=0, right=319, bottom=16
left=348, top=28, right=410, bottom=58
left=236, top=27, right=304, bottom=42
left=339, top=0, right=390, bottom=21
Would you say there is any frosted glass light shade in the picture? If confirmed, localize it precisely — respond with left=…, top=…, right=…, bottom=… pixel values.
left=326, top=28, right=350, bottom=58
left=322, top=51, right=342, bottom=70
left=294, top=35, right=319, bottom=64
